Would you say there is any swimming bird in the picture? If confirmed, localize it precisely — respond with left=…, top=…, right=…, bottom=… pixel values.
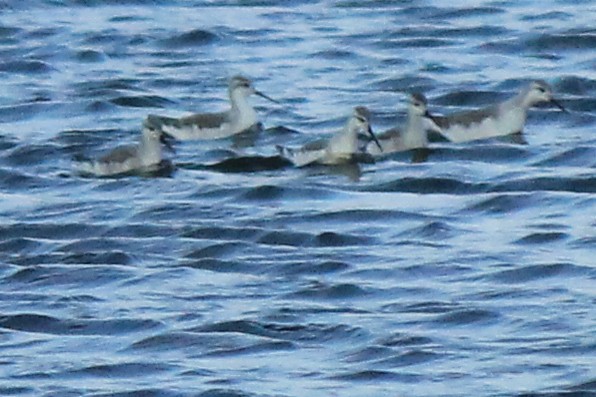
left=75, top=122, right=175, bottom=176
left=144, top=75, right=277, bottom=140
left=429, top=80, right=566, bottom=143
left=277, top=106, right=382, bottom=167
left=366, top=93, right=436, bottom=156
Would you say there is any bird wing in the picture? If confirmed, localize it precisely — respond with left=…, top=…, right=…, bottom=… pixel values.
left=277, top=139, right=328, bottom=167
left=98, top=145, right=137, bottom=164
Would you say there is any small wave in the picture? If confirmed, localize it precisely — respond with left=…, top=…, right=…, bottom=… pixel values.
left=366, top=176, right=485, bottom=194
left=204, top=156, right=291, bottom=173
left=521, top=11, right=573, bottom=21
left=197, top=389, right=256, bottom=397
left=52, top=0, right=173, bottom=6
left=525, top=32, right=596, bottom=52
left=489, top=263, right=587, bottom=284
left=344, top=345, right=393, bottom=363
left=299, top=208, right=423, bottom=223
left=434, top=25, right=509, bottom=38
left=129, top=332, right=215, bottom=352
left=429, top=6, right=505, bottom=20
left=514, top=232, right=570, bottom=245
left=329, top=369, right=421, bottom=383
left=557, top=97, right=596, bottom=114
left=0, top=387, right=33, bottom=395
left=400, top=301, right=459, bottom=314
left=195, top=320, right=365, bottom=344
left=182, top=225, right=263, bottom=241
left=0, top=102, right=61, bottom=123
left=106, top=223, right=176, bottom=238
left=314, top=231, right=372, bottom=247
left=58, top=237, right=131, bottom=253
left=556, top=75, right=596, bottom=95
left=131, top=201, right=216, bottom=222
left=464, top=193, right=534, bottom=214
left=275, top=260, right=350, bottom=275
left=88, top=388, right=181, bottom=397
left=185, top=241, right=252, bottom=259
left=4, top=142, right=63, bottom=166
left=61, top=251, right=132, bottom=265
left=568, top=379, right=596, bottom=393
left=313, top=49, right=356, bottom=60
left=570, top=236, right=596, bottom=250
left=430, top=143, right=532, bottom=163
left=0, top=25, right=21, bottom=39
left=110, top=95, right=174, bottom=108
left=238, top=184, right=286, bottom=200
left=377, top=333, right=434, bottom=347
left=0, top=135, right=18, bottom=151
left=0, top=168, right=49, bottom=190
left=374, top=350, right=442, bottom=368
left=202, top=340, right=295, bottom=357
left=193, top=319, right=277, bottom=338
left=181, top=258, right=251, bottom=274
left=86, top=100, right=116, bottom=112
left=74, top=48, right=107, bottom=63
left=73, top=362, right=175, bottom=378
left=257, top=229, right=311, bottom=247
left=399, top=221, right=457, bottom=240
left=0, top=237, right=44, bottom=254
left=532, top=146, right=596, bottom=167
left=0, top=313, right=160, bottom=335
left=477, top=38, right=524, bottom=54
left=5, top=265, right=134, bottom=288
left=383, top=38, right=456, bottom=48
left=108, top=14, right=149, bottom=23
left=288, top=281, right=369, bottom=300
left=490, top=176, right=596, bottom=194
left=0, top=59, right=53, bottom=74
left=158, top=29, right=218, bottom=48
left=431, top=308, right=499, bottom=326
left=82, top=31, right=125, bottom=45
left=71, top=78, right=141, bottom=96
left=372, top=75, right=436, bottom=93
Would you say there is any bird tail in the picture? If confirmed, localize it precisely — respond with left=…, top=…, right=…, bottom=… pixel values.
left=276, top=145, right=322, bottom=167
left=72, top=155, right=95, bottom=175
left=276, top=145, right=300, bottom=162
left=144, top=114, right=179, bottom=131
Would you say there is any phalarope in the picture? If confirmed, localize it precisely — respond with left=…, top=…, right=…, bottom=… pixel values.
left=75, top=122, right=175, bottom=176
left=366, top=93, right=436, bottom=156
left=277, top=106, right=382, bottom=167
left=430, top=80, right=566, bottom=143
left=145, top=75, right=277, bottom=140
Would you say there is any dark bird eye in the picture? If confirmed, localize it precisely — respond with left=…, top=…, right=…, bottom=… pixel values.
left=537, top=87, right=546, bottom=93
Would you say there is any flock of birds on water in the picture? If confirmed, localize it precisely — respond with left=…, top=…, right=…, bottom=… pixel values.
left=74, top=75, right=567, bottom=177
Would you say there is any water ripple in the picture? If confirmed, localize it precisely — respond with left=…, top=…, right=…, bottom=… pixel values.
left=0, top=314, right=160, bottom=335
left=158, top=28, right=219, bottom=48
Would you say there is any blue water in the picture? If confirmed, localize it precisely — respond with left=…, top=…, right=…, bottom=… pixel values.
left=0, top=1, right=595, bottom=396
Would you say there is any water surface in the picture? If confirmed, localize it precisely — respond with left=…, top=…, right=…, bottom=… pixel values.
left=0, top=1, right=595, bottom=396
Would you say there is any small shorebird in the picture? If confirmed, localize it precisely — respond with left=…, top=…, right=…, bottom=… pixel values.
left=144, top=75, right=277, bottom=140
left=75, top=122, right=175, bottom=176
left=430, top=80, right=566, bottom=143
left=277, top=106, right=382, bottom=167
left=366, top=93, right=436, bottom=156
